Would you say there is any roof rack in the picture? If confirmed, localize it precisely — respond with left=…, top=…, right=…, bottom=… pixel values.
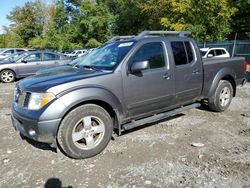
left=107, top=36, right=135, bottom=43
left=106, top=30, right=191, bottom=43
left=137, top=30, right=191, bottom=38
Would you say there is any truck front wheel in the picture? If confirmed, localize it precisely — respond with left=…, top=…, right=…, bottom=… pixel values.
left=57, top=104, right=113, bottom=159
left=208, top=80, right=233, bottom=112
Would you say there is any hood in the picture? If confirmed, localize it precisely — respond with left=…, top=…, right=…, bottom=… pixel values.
left=18, top=66, right=112, bottom=93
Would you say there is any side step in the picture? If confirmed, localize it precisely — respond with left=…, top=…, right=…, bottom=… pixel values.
left=122, top=103, right=201, bottom=131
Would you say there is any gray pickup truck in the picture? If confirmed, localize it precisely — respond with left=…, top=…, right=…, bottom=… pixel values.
left=11, top=31, right=247, bottom=159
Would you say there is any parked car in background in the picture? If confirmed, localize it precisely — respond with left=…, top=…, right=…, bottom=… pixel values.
left=0, top=52, right=25, bottom=62
left=0, top=51, right=71, bottom=83
left=62, top=50, right=74, bottom=56
left=200, top=48, right=230, bottom=58
left=0, top=48, right=36, bottom=60
left=66, top=49, right=88, bottom=58
left=36, top=53, right=87, bottom=75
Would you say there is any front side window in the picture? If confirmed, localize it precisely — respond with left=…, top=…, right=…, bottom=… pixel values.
left=44, top=53, right=59, bottom=61
left=4, top=50, right=14, bottom=55
left=24, top=53, right=42, bottom=62
left=131, top=42, right=165, bottom=69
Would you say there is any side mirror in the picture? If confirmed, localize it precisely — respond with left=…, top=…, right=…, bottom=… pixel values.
left=207, top=54, right=213, bottom=58
left=21, top=60, right=27, bottom=63
left=130, top=61, right=149, bottom=73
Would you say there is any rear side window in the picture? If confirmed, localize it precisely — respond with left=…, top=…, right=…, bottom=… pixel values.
left=132, top=42, right=165, bottom=69
left=44, top=53, right=59, bottom=61
left=171, top=42, right=188, bottom=65
left=4, top=50, right=14, bottom=55
left=184, top=42, right=194, bottom=63
left=216, top=49, right=226, bottom=55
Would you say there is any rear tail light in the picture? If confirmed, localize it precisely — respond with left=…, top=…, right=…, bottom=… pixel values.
left=243, top=60, right=248, bottom=74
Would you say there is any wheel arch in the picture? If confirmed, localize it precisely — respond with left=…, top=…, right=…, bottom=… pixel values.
left=54, top=87, right=124, bottom=135
left=208, top=68, right=236, bottom=98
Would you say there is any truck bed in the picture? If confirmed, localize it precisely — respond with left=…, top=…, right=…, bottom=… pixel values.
left=201, top=57, right=245, bottom=98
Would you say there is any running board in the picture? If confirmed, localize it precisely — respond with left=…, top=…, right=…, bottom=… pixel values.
left=122, top=103, right=201, bottom=131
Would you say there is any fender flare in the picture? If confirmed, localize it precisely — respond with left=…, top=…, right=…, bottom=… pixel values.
left=56, top=86, right=124, bottom=123
left=207, top=67, right=236, bottom=98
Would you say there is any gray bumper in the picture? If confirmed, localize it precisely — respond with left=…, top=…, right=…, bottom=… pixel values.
left=11, top=110, right=61, bottom=144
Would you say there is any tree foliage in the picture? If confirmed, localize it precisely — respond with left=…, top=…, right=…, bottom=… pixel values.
left=0, top=0, right=248, bottom=49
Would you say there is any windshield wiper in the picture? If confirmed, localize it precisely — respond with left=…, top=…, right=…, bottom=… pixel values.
left=82, top=65, right=101, bottom=71
left=73, top=64, right=81, bottom=68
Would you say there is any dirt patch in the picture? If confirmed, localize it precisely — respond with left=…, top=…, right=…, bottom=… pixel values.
left=0, top=82, right=250, bottom=187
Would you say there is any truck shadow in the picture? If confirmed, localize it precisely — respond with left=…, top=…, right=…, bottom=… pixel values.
left=20, top=133, right=57, bottom=153
left=120, top=114, right=185, bottom=136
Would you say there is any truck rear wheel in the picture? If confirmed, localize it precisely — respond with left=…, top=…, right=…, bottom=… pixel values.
left=208, top=80, right=233, bottom=112
left=57, top=104, right=113, bottom=159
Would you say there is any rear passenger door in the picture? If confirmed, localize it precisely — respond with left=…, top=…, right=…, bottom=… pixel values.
left=171, top=41, right=202, bottom=104
left=41, top=53, right=61, bottom=69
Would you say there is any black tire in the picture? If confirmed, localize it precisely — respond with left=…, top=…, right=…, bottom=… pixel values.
left=208, top=80, right=233, bottom=112
left=57, top=104, right=113, bottom=159
left=0, top=69, right=15, bottom=83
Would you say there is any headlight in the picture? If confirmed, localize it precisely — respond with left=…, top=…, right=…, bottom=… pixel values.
left=28, top=92, right=55, bottom=110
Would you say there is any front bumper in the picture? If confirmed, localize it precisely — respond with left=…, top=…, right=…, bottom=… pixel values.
left=11, top=110, right=61, bottom=144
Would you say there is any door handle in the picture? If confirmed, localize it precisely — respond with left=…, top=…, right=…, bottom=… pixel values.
left=192, top=70, right=200, bottom=75
left=163, top=74, right=171, bottom=80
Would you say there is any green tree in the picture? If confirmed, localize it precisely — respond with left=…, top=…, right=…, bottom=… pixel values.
left=7, top=0, right=47, bottom=46
left=106, top=0, right=147, bottom=35
left=139, top=0, right=236, bottom=42
left=229, top=0, right=250, bottom=38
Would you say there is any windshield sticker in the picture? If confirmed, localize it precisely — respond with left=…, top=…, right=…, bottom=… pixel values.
left=118, top=42, right=134, bottom=47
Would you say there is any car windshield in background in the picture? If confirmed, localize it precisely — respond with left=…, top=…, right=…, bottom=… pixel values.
left=68, top=54, right=87, bottom=66
left=14, top=53, right=28, bottom=61
left=75, top=41, right=135, bottom=70
left=200, top=50, right=207, bottom=56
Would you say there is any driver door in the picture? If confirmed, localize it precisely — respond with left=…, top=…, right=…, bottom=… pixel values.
left=122, top=41, right=175, bottom=118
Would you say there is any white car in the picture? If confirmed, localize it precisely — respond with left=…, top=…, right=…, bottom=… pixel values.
left=66, top=50, right=88, bottom=58
left=200, top=48, right=230, bottom=58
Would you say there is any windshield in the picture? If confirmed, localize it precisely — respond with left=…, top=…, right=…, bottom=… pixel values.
left=75, top=41, right=134, bottom=70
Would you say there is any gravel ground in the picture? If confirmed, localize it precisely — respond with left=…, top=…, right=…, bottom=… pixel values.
left=0, top=82, right=250, bottom=188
